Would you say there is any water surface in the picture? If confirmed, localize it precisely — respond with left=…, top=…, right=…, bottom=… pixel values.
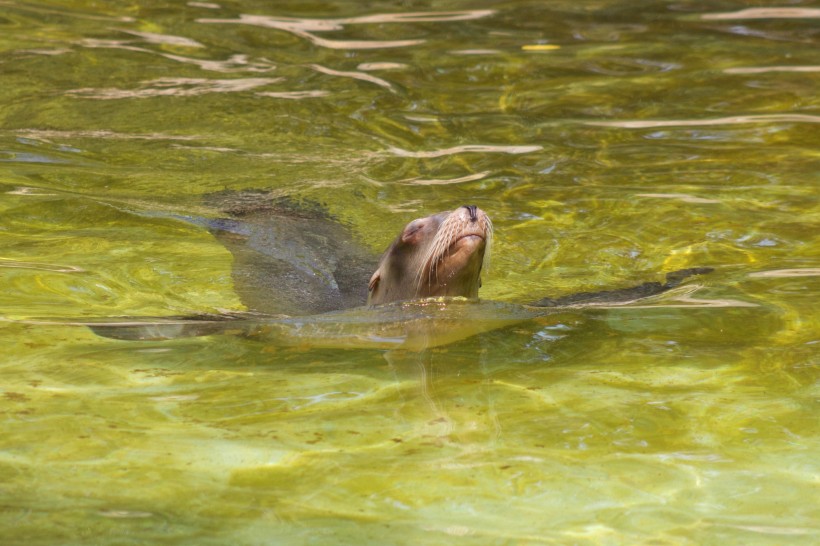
left=1, top=1, right=818, bottom=544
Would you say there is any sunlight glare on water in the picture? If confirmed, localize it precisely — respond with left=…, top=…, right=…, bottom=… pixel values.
left=0, top=1, right=818, bottom=544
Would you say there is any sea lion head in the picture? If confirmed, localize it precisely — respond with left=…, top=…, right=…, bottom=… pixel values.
left=368, top=205, right=492, bottom=305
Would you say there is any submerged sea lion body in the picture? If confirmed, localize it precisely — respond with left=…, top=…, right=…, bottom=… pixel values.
left=201, top=192, right=376, bottom=316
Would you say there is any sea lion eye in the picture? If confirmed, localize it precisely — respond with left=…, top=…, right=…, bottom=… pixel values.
left=401, top=219, right=425, bottom=243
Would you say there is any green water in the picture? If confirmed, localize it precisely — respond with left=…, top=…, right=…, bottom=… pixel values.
left=1, top=1, right=818, bottom=544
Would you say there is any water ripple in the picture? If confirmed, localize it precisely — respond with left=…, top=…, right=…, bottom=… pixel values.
left=66, top=77, right=281, bottom=99
left=0, top=259, right=84, bottom=273
left=310, top=64, right=395, bottom=91
left=119, top=30, right=204, bottom=48
left=357, top=62, right=408, bottom=71
left=701, top=8, right=820, bottom=20
left=256, top=90, right=330, bottom=100
left=451, top=49, right=502, bottom=55
left=81, top=38, right=277, bottom=73
left=387, top=145, right=542, bottom=158
left=587, top=114, right=820, bottom=128
left=636, top=193, right=720, bottom=204
left=749, top=269, right=820, bottom=278
left=1, top=1, right=135, bottom=22
left=198, top=10, right=495, bottom=50
left=400, top=171, right=491, bottom=186
left=12, top=129, right=199, bottom=141
left=0, top=152, right=72, bottom=164
left=725, top=66, right=820, bottom=74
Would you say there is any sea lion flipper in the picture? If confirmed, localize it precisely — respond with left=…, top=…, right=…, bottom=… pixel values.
left=528, top=267, right=714, bottom=308
left=664, top=267, right=714, bottom=288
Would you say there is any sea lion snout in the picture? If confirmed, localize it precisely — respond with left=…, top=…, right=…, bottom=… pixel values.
left=367, top=207, right=492, bottom=306
left=462, top=205, right=479, bottom=222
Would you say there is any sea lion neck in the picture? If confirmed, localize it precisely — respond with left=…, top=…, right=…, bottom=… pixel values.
left=367, top=206, right=492, bottom=306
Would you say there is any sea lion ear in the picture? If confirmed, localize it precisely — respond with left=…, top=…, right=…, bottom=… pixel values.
left=368, top=269, right=381, bottom=293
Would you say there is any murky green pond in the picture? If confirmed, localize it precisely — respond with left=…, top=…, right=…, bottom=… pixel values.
left=1, top=1, right=818, bottom=544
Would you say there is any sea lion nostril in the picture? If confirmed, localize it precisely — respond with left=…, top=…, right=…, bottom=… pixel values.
left=462, top=205, right=478, bottom=222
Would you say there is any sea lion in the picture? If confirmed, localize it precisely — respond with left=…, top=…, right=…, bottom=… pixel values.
left=63, top=195, right=714, bottom=346
left=368, top=205, right=492, bottom=305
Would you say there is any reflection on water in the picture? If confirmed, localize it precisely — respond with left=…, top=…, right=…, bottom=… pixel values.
left=255, top=90, right=330, bottom=100
left=10, top=129, right=200, bottom=141
left=749, top=268, right=820, bottom=278
left=0, top=258, right=83, bottom=273
left=700, top=7, right=820, bottom=20
left=725, top=65, right=820, bottom=74
left=310, top=63, right=396, bottom=91
left=357, top=62, right=409, bottom=71
left=68, top=76, right=283, bottom=99
left=588, top=114, right=820, bottom=128
left=0, top=0, right=818, bottom=544
left=400, top=171, right=491, bottom=186
left=119, top=29, right=205, bottom=48
left=199, top=10, right=495, bottom=50
left=635, top=193, right=721, bottom=204
left=80, top=35, right=278, bottom=73
left=387, top=145, right=543, bottom=158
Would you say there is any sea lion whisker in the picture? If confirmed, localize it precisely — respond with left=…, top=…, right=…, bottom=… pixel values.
left=483, top=216, right=493, bottom=273
left=417, top=221, right=453, bottom=287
